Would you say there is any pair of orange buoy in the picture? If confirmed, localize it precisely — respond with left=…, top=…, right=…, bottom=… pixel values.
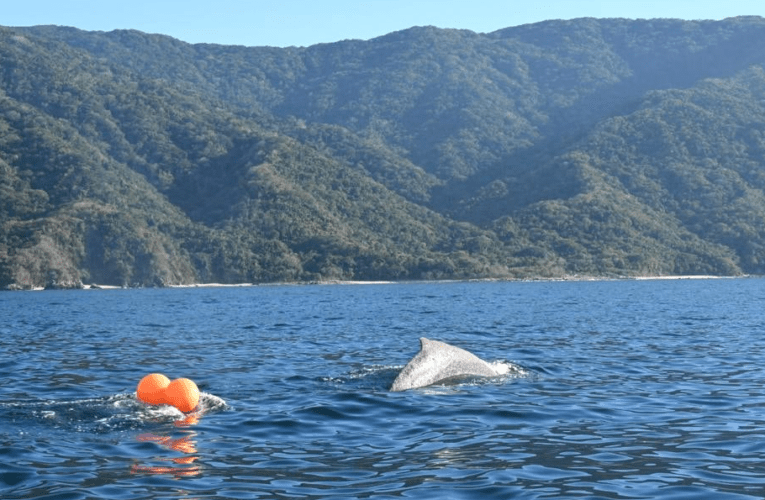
left=137, top=373, right=200, bottom=413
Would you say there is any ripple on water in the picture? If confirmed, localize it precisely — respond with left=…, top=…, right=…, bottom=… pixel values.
left=4, top=280, right=765, bottom=499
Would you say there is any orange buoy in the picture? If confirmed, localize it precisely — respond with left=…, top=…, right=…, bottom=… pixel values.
left=136, top=374, right=200, bottom=413
left=164, top=378, right=200, bottom=413
left=136, top=373, right=170, bottom=405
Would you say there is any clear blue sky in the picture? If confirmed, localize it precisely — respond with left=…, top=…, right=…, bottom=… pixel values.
left=5, top=0, right=765, bottom=47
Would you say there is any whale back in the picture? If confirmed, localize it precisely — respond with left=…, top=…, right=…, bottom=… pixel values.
left=390, top=338, right=499, bottom=392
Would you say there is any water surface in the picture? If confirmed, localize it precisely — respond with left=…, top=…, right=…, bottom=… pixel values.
left=2, top=278, right=765, bottom=499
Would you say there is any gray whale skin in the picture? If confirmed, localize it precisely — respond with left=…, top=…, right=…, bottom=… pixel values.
left=390, top=337, right=504, bottom=391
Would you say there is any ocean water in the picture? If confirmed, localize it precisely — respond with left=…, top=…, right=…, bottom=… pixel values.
left=2, top=278, right=765, bottom=499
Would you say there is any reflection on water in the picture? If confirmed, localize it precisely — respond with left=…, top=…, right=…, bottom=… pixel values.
left=131, top=413, right=201, bottom=477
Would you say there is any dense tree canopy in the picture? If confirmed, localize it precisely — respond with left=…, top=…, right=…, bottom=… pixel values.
left=2, top=17, right=765, bottom=288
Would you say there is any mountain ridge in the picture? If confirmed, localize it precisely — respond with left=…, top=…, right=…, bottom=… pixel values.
left=2, top=17, right=765, bottom=288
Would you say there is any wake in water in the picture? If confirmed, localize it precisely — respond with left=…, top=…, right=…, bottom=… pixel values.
left=1, top=391, right=228, bottom=479
left=1, top=392, right=227, bottom=436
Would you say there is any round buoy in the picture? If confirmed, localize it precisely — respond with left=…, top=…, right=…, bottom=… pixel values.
left=164, top=378, right=200, bottom=413
left=136, top=373, right=170, bottom=405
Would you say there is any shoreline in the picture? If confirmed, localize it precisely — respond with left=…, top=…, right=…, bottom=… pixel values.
left=12, top=273, right=755, bottom=291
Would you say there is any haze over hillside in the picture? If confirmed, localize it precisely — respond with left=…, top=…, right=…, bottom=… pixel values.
left=2, top=17, right=765, bottom=289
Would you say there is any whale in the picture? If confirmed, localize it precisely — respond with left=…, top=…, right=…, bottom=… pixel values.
left=390, top=337, right=508, bottom=391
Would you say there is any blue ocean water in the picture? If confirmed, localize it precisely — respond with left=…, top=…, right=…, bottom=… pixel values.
left=2, top=278, right=765, bottom=499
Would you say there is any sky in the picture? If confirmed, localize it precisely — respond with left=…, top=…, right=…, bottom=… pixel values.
left=5, top=0, right=765, bottom=48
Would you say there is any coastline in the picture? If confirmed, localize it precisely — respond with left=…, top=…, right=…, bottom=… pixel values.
left=15, top=273, right=749, bottom=292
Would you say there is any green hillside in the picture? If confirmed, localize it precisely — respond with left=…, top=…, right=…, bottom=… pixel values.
left=2, top=17, right=765, bottom=288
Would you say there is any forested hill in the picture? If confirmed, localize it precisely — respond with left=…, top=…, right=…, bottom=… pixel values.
left=3, top=17, right=765, bottom=288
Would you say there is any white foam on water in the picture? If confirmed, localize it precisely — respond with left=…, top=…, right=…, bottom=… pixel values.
left=490, top=360, right=529, bottom=378
left=133, top=391, right=228, bottom=420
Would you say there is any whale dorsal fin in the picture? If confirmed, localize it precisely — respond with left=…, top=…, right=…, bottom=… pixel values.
left=390, top=337, right=499, bottom=391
